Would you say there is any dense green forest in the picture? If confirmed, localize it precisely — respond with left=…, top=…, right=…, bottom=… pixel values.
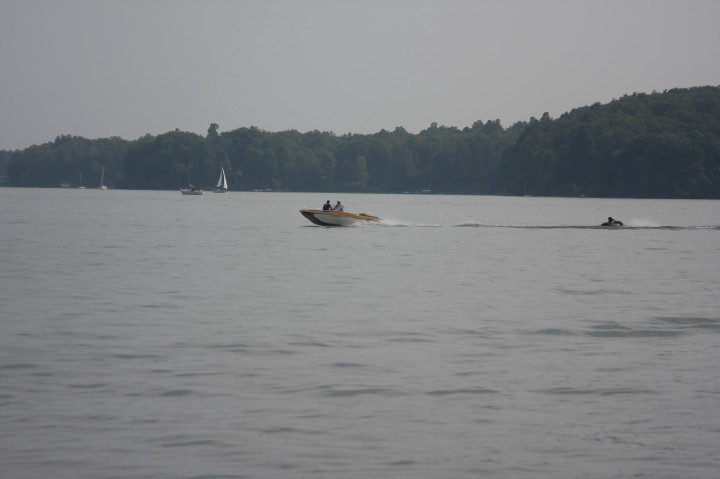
left=3, top=86, right=720, bottom=198
left=504, top=86, right=720, bottom=198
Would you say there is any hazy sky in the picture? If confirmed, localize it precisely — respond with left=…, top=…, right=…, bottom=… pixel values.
left=1, top=0, right=719, bottom=150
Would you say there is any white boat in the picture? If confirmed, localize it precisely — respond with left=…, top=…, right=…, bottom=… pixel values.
left=213, top=165, right=228, bottom=193
left=97, top=167, right=108, bottom=190
left=299, top=209, right=381, bottom=226
left=180, top=186, right=203, bottom=195
left=179, top=163, right=203, bottom=195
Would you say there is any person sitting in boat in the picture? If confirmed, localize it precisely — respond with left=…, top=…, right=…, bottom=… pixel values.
left=602, top=216, right=623, bottom=226
left=322, top=200, right=332, bottom=211
left=333, top=201, right=344, bottom=212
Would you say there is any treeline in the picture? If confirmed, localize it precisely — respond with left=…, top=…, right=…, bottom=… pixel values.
left=3, top=86, right=720, bottom=198
left=5, top=122, right=524, bottom=194
left=504, top=86, right=720, bottom=198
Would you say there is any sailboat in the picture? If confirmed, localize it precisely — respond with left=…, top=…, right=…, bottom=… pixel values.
left=213, top=165, right=228, bottom=193
left=179, top=163, right=203, bottom=195
left=97, top=167, right=108, bottom=190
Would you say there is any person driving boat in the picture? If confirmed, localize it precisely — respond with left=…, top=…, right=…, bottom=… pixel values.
left=602, top=216, right=623, bottom=226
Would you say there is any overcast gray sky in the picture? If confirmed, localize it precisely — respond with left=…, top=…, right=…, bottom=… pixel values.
left=1, top=0, right=719, bottom=150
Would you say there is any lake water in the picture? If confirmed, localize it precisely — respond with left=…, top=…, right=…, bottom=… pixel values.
left=1, top=188, right=719, bottom=479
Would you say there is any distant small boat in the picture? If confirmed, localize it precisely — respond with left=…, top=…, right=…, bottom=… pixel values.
left=97, top=167, right=108, bottom=190
left=179, top=162, right=203, bottom=195
left=299, top=209, right=381, bottom=226
left=181, top=185, right=203, bottom=195
left=601, top=217, right=623, bottom=227
left=213, top=165, right=228, bottom=193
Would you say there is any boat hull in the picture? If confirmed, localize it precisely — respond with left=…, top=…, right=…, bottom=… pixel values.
left=299, top=209, right=380, bottom=226
left=180, top=188, right=203, bottom=195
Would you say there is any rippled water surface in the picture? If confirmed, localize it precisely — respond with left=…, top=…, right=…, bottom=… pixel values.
left=1, top=188, right=719, bottom=479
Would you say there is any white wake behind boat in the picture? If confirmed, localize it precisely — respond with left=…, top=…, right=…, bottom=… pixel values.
left=299, top=209, right=381, bottom=226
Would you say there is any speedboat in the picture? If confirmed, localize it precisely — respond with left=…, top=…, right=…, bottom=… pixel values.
left=299, top=209, right=381, bottom=226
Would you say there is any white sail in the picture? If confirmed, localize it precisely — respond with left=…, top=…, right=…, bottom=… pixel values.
left=214, top=166, right=228, bottom=192
left=98, top=167, right=108, bottom=189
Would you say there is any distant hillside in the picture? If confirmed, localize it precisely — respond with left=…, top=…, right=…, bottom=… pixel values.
left=501, top=86, right=720, bottom=198
left=3, top=86, right=720, bottom=198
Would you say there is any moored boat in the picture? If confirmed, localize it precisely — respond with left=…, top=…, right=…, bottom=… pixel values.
left=179, top=162, right=203, bottom=195
left=299, top=209, right=381, bottom=226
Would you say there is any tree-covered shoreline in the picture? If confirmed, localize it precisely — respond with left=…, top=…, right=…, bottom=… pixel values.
left=3, top=86, right=719, bottom=198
